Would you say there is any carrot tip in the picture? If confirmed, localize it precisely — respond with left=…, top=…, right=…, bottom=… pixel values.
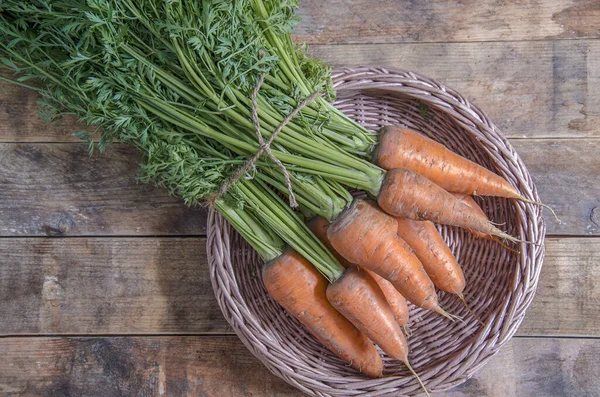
left=436, top=306, right=464, bottom=324
left=403, top=324, right=413, bottom=337
left=517, top=196, right=562, bottom=225
left=404, top=360, right=430, bottom=397
left=497, top=233, right=541, bottom=247
left=492, top=229, right=537, bottom=246
left=457, top=293, right=485, bottom=327
left=491, top=237, right=521, bottom=254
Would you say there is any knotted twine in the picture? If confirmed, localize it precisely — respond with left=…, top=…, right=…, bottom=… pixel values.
left=207, top=72, right=321, bottom=208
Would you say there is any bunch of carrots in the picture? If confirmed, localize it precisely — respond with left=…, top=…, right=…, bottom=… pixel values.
left=0, top=1, right=552, bottom=394
left=216, top=124, right=540, bottom=393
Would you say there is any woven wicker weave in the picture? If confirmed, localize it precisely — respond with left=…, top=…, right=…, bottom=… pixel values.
left=207, top=67, right=546, bottom=396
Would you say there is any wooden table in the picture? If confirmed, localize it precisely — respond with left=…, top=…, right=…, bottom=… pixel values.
left=1, top=1, right=598, bottom=396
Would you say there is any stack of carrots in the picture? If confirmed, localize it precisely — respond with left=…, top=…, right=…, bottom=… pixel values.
left=251, top=125, right=543, bottom=393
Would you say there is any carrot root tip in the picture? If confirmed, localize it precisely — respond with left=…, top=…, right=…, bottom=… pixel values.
left=403, top=324, right=413, bottom=337
left=457, top=293, right=485, bottom=327
left=492, top=237, right=521, bottom=254
left=436, top=306, right=463, bottom=323
left=404, top=360, right=430, bottom=397
left=493, top=230, right=534, bottom=245
left=518, top=196, right=562, bottom=224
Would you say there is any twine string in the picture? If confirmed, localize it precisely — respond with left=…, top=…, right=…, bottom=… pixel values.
left=208, top=72, right=320, bottom=207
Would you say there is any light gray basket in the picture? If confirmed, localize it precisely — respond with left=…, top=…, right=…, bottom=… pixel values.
left=207, top=67, right=546, bottom=396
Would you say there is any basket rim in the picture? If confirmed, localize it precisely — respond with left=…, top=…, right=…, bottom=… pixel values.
left=206, top=66, right=546, bottom=396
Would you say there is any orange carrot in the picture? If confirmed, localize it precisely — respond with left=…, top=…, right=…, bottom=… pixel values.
left=327, top=199, right=447, bottom=316
left=451, top=193, right=495, bottom=240
left=367, top=269, right=410, bottom=326
left=308, top=216, right=409, bottom=326
left=395, top=218, right=465, bottom=296
left=374, top=126, right=522, bottom=198
left=452, top=193, right=521, bottom=253
left=326, top=265, right=428, bottom=394
left=377, top=168, right=517, bottom=241
left=262, top=249, right=383, bottom=378
left=306, top=216, right=352, bottom=268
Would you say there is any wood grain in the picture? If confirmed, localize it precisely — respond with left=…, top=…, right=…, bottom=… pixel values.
left=445, top=337, right=600, bottom=397
left=0, top=336, right=598, bottom=396
left=509, top=139, right=600, bottom=236
left=0, top=78, right=85, bottom=143
left=0, top=140, right=596, bottom=237
left=0, top=336, right=303, bottom=397
left=516, top=238, right=600, bottom=337
left=295, top=0, right=600, bottom=44
left=0, top=238, right=227, bottom=335
left=308, top=40, right=600, bottom=139
left=3, top=40, right=600, bottom=143
left=0, top=237, right=597, bottom=337
left=0, top=144, right=206, bottom=236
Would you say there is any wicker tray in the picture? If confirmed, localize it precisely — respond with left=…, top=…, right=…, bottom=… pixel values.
left=207, top=67, right=546, bottom=396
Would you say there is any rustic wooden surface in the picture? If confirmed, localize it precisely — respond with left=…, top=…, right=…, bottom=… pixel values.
left=1, top=1, right=599, bottom=396
left=0, top=238, right=598, bottom=337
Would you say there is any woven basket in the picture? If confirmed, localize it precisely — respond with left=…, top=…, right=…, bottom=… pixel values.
left=207, top=67, right=546, bottom=396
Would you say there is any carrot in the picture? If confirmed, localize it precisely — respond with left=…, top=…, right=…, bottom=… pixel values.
left=374, top=126, right=561, bottom=223
left=307, top=216, right=409, bottom=327
left=451, top=193, right=521, bottom=253
left=262, top=248, right=383, bottom=378
left=306, top=216, right=352, bottom=268
left=367, top=269, right=410, bottom=327
left=377, top=168, right=518, bottom=241
left=326, top=265, right=428, bottom=395
left=395, top=218, right=465, bottom=296
left=451, top=193, right=495, bottom=240
left=327, top=199, right=448, bottom=317
left=373, top=126, right=522, bottom=198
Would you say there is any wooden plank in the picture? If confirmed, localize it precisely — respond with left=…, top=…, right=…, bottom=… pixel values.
left=0, top=237, right=597, bottom=337
left=0, top=336, right=598, bottom=396
left=516, top=238, right=600, bottom=337
left=0, top=143, right=206, bottom=236
left=0, top=79, right=84, bottom=142
left=445, top=337, right=600, bottom=397
left=308, top=39, right=600, bottom=139
left=0, top=336, right=303, bottom=397
left=0, top=238, right=228, bottom=335
left=509, top=139, right=600, bottom=236
left=0, top=139, right=596, bottom=237
left=3, top=40, right=600, bottom=142
left=295, top=0, right=600, bottom=44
